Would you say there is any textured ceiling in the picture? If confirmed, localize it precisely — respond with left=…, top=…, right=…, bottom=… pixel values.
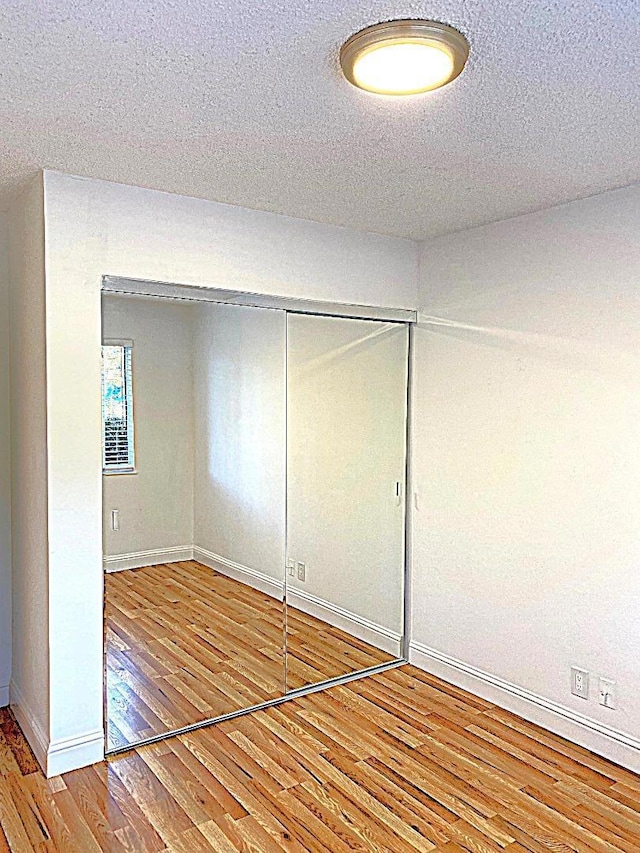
left=0, top=0, right=638, bottom=239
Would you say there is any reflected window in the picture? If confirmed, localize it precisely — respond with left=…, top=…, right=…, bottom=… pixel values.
left=101, top=343, right=135, bottom=473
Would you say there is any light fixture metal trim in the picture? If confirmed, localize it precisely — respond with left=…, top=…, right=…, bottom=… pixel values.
left=340, top=19, right=469, bottom=95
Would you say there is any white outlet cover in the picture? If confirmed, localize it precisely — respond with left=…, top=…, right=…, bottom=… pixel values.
left=571, top=666, right=589, bottom=699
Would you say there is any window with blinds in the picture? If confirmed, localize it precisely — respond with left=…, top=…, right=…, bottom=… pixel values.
left=101, top=344, right=135, bottom=472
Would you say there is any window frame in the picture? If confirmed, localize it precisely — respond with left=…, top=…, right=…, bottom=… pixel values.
left=101, top=339, right=137, bottom=475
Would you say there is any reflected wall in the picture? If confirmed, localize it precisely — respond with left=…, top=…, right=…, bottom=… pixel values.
left=286, top=315, right=408, bottom=691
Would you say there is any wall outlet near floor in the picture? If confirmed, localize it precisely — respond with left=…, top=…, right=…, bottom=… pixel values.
left=599, top=677, right=616, bottom=709
left=286, top=558, right=295, bottom=577
left=296, top=561, right=306, bottom=582
left=571, top=667, right=589, bottom=699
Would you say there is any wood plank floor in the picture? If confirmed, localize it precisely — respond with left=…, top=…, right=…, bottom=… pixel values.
left=3, top=664, right=640, bottom=851
left=106, top=561, right=392, bottom=749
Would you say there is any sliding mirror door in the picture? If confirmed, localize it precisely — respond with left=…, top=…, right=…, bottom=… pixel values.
left=103, top=293, right=287, bottom=750
left=285, top=314, right=409, bottom=691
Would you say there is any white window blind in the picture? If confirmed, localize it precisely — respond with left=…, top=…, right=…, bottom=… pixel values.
left=101, top=344, right=135, bottom=472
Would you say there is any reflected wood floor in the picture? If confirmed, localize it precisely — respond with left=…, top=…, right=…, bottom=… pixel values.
left=3, top=665, right=640, bottom=851
left=106, top=561, right=391, bottom=749
left=285, top=603, right=394, bottom=693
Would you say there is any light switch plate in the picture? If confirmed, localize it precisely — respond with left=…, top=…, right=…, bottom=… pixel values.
left=599, top=677, right=616, bottom=709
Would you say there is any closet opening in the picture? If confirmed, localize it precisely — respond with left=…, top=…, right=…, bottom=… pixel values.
left=101, top=276, right=414, bottom=755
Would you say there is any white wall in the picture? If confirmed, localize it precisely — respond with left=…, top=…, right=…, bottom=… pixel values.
left=0, top=213, right=11, bottom=707
left=102, top=294, right=194, bottom=564
left=412, top=184, right=640, bottom=770
left=8, top=178, right=50, bottom=759
left=33, top=169, right=416, bottom=774
left=54, top=172, right=418, bottom=309
left=193, top=302, right=285, bottom=589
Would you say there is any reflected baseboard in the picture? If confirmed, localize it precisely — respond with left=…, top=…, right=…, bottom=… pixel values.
left=104, top=546, right=194, bottom=572
left=193, top=546, right=283, bottom=599
left=193, top=546, right=400, bottom=656
left=287, top=588, right=402, bottom=657
left=102, top=545, right=401, bottom=658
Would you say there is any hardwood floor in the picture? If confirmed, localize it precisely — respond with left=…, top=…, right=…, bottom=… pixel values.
left=106, top=561, right=392, bottom=749
left=3, top=665, right=640, bottom=851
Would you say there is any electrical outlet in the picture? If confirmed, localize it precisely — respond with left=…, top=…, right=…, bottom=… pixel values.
left=296, top=561, right=306, bottom=582
left=286, top=558, right=295, bottom=577
left=571, top=667, right=589, bottom=699
left=599, top=677, right=616, bottom=709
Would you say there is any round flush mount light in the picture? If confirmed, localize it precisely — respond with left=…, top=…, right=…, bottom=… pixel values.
left=340, top=19, right=469, bottom=96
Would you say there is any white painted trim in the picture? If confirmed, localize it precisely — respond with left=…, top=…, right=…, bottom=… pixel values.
left=9, top=679, right=49, bottom=772
left=0, top=684, right=8, bottom=708
left=103, top=337, right=134, bottom=348
left=410, top=641, right=640, bottom=774
left=46, top=729, right=105, bottom=778
left=288, top=588, right=402, bottom=656
left=11, top=680, right=105, bottom=777
left=193, top=546, right=283, bottom=599
left=104, top=546, right=194, bottom=572
left=103, top=276, right=417, bottom=324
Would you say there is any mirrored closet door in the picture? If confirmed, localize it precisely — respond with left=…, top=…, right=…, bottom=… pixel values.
left=103, top=293, right=287, bottom=751
left=285, top=314, right=409, bottom=691
left=103, top=281, right=410, bottom=753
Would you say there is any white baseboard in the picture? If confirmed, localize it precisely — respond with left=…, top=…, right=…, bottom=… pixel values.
left=46, top=729, right=105, bottom=778
left=288, top=588, right=402, bottom=656
left=10, top=679, right=104, bottom=777
left=104, top=546, right=194, bottom=572
left=409, top=641, right=640, bottom=775
left=10, top=679, right=49, bottom=771
left=193, top=546, right=283, bottom=599
left=0, top=683, right=8, bottom=708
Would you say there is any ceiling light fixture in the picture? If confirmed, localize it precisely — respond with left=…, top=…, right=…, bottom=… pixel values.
left=340, top=19, right=469, bottom=96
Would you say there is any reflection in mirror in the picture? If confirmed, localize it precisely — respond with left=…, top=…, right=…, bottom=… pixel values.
left=103, top=293, right=287, bottom=750
left=285, top=314, right=408, bottom=691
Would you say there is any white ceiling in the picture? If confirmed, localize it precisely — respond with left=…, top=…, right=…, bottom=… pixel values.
left=0, top=0, right=638, bottom=240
